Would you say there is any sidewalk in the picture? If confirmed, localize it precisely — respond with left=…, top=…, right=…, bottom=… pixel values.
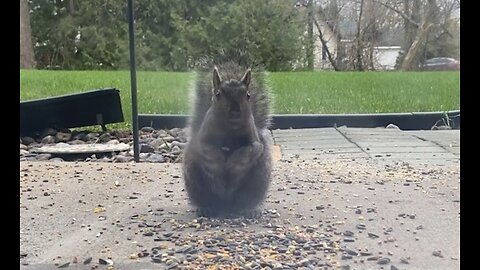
left=273, top=127, right=459, bottom=166
left=20, top=127, right=460, bottom=270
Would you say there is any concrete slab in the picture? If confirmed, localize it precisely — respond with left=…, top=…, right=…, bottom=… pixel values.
left=20, top=158, right=460, bottom=270
left=20, top=127, right=460, bottom=269
left=332, top=127, right=460, bottom=166
left=272, top=128, right=365, bottom=161
left=406, top=130, right=460, bottom=155
left=364, top=146, right=451, bottom=154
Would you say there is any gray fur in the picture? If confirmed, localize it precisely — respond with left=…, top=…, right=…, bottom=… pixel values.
left=183, top=62, right=272, bottom=217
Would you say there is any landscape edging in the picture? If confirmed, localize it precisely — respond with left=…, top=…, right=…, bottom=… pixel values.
left=138, top=110, right=460, bottom=130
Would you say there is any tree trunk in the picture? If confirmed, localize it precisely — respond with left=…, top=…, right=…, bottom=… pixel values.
left=327, top=0, right=345, bottom=70
left=306, top=0, right=315, bottom=70
left=403, top=0, right=420, bottom=50
left=355, top=0, right=365, bottom=71
left=401, top=0, right=436, bottom=70
left=313, top=18, right=339, bottom=71
left=20, top=0, right=36, bottom=69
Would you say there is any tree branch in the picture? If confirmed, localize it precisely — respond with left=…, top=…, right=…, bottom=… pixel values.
left=372, top=0, right=420, bottom=28
left=313, top=18, right=338, bottom=71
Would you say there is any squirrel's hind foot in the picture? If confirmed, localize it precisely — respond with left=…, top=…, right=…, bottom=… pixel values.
left=196, top=207, right=221, bottom=218
left=196, top=207, right=262, bottom=219
left=238, top=208, right=262, bottom=219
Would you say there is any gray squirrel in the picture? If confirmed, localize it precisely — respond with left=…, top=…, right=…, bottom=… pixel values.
left=182, top=62, right=272, bottom=217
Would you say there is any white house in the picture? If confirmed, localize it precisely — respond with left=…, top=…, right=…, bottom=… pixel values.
left=372, top=46, right=402, bottom=70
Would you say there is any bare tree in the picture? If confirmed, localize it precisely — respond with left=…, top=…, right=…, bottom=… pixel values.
left=307, top=0, right=347, bottom=71
left=400, top=0, right=438, bottom=70
left=301, top=0, right=457, bottom=71
left=20, top=0, right=36, bottom=69
left=306, top=0, right=315, bottom=70
left=354, top=0, right=365, bottom=70
left=373, top=0, right=440, bottom=70
left=425, top=0, right=460, bottom=59
left=343, top=0, right=384, bottom=71
left=313, top=18, right=339, bottom=70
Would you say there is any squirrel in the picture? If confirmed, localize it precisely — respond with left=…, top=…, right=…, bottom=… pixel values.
left=182, top=62, right=272, bottom=218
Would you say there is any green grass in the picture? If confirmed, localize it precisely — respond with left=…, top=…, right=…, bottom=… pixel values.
left=20, top=70, right=194, bottom=130
left=268, top=71, right=460, bottom=114
left=21, top=70, right=460, bottom=129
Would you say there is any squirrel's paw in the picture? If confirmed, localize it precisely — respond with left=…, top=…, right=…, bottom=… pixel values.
left=196, top=207, right=221, bottom=218
left=238, top=208, right=262, bottom=219
left=196, top=207, right=262, bottom=219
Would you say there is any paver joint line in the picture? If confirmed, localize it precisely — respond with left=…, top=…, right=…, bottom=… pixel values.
left=333, top=126, right=372, bottom=158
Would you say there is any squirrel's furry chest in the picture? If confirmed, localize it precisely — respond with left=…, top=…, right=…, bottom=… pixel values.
left=210, top=135, right=251, bottom=155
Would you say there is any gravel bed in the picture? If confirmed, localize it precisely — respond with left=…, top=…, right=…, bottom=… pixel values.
left=20, top=127, right=187, bottom=163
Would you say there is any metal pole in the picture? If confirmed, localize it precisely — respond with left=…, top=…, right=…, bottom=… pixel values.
left=128, top=0, right=140, bottom=162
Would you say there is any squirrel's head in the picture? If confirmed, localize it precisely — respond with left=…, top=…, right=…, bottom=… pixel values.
left=211, top=66, right=253, bottom=129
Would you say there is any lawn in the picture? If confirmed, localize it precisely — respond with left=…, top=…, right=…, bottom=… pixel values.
left=269, top=71, right=459, bottom=114
left=20, top=70, right=460, bottom=129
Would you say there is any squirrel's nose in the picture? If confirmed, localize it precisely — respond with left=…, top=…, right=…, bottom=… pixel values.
left=230, top=102, right=241, bottom=113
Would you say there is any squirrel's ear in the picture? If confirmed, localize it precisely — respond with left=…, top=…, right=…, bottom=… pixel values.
left=241, top=68, right=251, bottom=87
left=213, top=66, right=222, bottom=90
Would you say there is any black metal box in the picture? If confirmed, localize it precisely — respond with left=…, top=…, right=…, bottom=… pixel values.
left=20, top=88, right=124, bottom=135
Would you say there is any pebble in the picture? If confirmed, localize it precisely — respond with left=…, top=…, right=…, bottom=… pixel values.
left=41, top=128, right=57, bottom=137
left=20, top=128, right=187, bottom=163
left=21, top=136, right=36, bottom=145
left=147, top=153, right=165, bottom=163
left=356, top=224, right=366, bottom=230
left=36, top=153, right=52, bottom=161
left=140, top=143, right=155, bottom=153
left=41, top=135, right=56, bottom=144
left=114, top=155, right=133, bottom=163
left=433, top=250, right=444, bottom=258
left=377, top=257, right=391, bottom=265
left=56, top=132, right=72, bottom=142
left=346, top=248, right=358, bottom=256
left=57, top=262, right=70, bottom=268
left=141, top=127, right=155, bottom=133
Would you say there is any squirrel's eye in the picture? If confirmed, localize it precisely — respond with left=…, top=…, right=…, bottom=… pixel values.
left=215, top=91, right=221, bottom=98
left=246, top=92, right=251, bottom=100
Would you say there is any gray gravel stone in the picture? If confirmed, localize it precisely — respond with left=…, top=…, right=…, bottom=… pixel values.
left=171, top=141, right=187, bottom=149
left=20, top=128, right=189, bottom=163
left=41, top=135, right=57, bottom=144
left=140, top=143, right=155, bottom=153
left=147, top=153, right=165, bottom=163
left=36, top=153, right=52, bottom=161
left=114, top=155, right=133, bottom=163
left=99, top=133, right=112, bottom=143
left=141, top=126, right=155, bottom=133
left=377, top=257, right=391, bottom=265
left=21, top=137, right=36, bottom=145
left=56, top=132, right=72, bottom=142
left=40, top=127, right=57, bottom=138
left=69, top=139, right=85, bottom=145
left=73, top=132, right=88, bottom=141
left=85, top=133, right=99, bottom=141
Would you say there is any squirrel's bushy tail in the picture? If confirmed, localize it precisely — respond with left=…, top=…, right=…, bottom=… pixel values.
left=188, top=61, right=272, bottom=135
